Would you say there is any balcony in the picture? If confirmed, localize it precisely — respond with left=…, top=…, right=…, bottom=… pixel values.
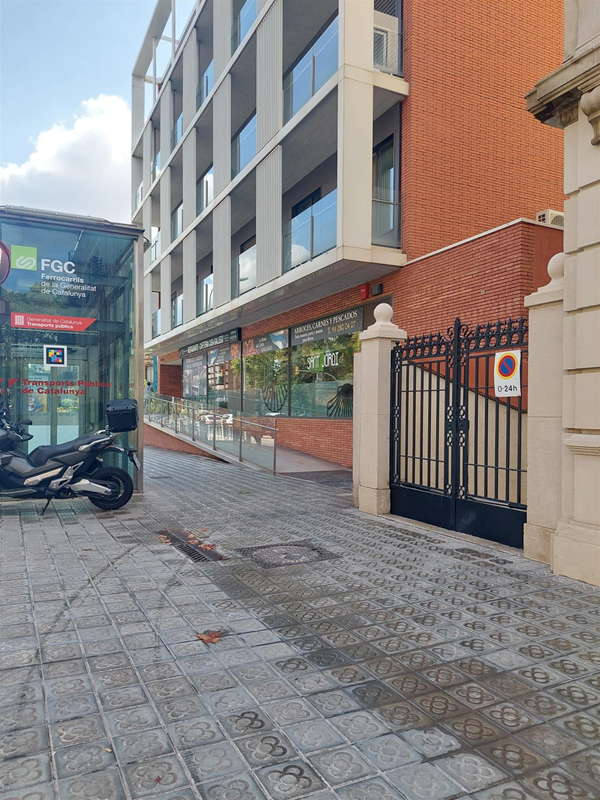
left=284, top=17, right=338, bottom=124
left=151, top=309, right=161, bottom=339
left=197, top=272, right=213, bottom=316
left=373, top=0, right=403, bottom=76
left=231, top=115, right=257, bottom=179
left=372, top=187, right=401, bottom=247
left=283, top=189, right=337, bottom=273
left=170, top=113, right=183, bottom=152
left=196, top=61, right=214, bottom=110
left=231, top=0, right=257, bottom=54
left=151, top=151, right=161, bottom=183
left=171, top=204, right=183, bottom=241
left=196, top=166, right=214, bottom=216
left=231, top=243, right=257, bottom=299
left=171, top=294, right=183, bottom=329
left=150, top=231, right=161, bottom=262
left=134, top=182, right=143, bottom=210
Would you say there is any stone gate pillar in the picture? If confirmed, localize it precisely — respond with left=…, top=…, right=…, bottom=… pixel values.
left=353, top=303, right=406, bottom=515
left=523, top=253, right=565, bottom=563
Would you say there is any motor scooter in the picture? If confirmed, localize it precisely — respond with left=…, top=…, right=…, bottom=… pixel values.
left=0, top=399, right=140, bottom=514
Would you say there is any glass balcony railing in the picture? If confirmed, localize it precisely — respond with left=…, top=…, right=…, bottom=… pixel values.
left=373, top=0, right=404, bottom=76
left=196, top=166, right=214, bottom=215
left=196, top=61, right=214, bottom=110
left=171, top=204, right=183, bottom=241
left=151, top=309, right=161, bottom=339
left=170, top=114, right=183, bottom=152
left=151, top=151, right=161, bottom=183
left=372, top=187, right=401, bottom=247
left=196, top=273, right=213, bottom=316
left=150, top=232, right=161, bottom=262
left=231, top=243, right=257, bottom=299
left=283, top=189, right=337, bottom=273
left=171, top=294, right=183, bottom=329
left=134, top=182, right=143, bottom=210
left=284, top=17, right=338, bottom=123
left=231, top=0, right=257, bottom=54
left=231, top=115, right=257, bottom=178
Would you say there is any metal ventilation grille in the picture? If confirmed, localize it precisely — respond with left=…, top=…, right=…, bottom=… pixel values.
left=170, top=541, right=211, bottom=563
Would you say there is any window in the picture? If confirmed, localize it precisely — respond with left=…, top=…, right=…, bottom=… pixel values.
left=283, top=188, right=337, bottom=272
left=182, top=354, right=207, bottom=401
left=196, top=166, right=214, bottom=215
left=284, top=17, right=338, bottom=123
left=171, top=112, right=183, bottom=151
left=243, top=331, right=289, bottom=416
left=171, top=203, right=183, bottom=241
left=232, top=236, right=257, bottom=298
left=290, top=333, right=359, bottom=418
left=207, top=346, right=242, bottom=413
left=171, top=293, right=183, bottom=328
left=150, top=228, right=161, bottom=262
left=196, top=270, right=213, bottom=316
left=197, top=60, right=214, bottom=109
left=231, top=114, right=257, bottom=178
left=372, top=136, right=400, bottom=246
left=232, top=0, right=257, bottom=53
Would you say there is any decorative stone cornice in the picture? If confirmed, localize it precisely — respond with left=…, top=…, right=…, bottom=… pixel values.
left=565, top=434, right=600, bottom=457
left=581, top=86, right=600, bottom=145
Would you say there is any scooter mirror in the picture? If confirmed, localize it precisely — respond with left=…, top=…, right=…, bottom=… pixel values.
left=20, top=419, right=33, bottom=425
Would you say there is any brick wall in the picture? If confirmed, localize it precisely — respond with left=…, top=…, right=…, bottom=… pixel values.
left=401, top=0, right=564, bottom=259
left=158, top=362, right=183, bottom=398
left=144, top=423, right=222, bottom=458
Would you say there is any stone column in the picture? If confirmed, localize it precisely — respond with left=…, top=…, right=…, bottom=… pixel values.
left=355, top=303, right=406, bottom=515
left=523, top=253, right=565, bottom=563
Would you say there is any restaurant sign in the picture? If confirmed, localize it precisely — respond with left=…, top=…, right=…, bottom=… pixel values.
left=179, top=328, right=240, bottom=358
left=291, top=307, right=363, bottom=346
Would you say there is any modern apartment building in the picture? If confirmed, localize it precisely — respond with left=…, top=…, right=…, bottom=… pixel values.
left=133, top=0, right=564, bottom=466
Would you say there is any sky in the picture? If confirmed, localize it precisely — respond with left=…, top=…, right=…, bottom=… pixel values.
left=0, top=0, right=193, bottom=222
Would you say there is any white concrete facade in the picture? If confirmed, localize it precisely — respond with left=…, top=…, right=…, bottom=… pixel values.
left=526, top=1, right=600, bottom=585
left=132, top=0, right=408, bottom=355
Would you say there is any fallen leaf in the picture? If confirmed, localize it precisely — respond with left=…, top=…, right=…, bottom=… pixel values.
left=105, top=748, right=112, bottom=752
left=196, top=630, right=224, bottom=644
left=200, top=543, right=216, bottom=551
left=201, top=528, right=209, bottom=532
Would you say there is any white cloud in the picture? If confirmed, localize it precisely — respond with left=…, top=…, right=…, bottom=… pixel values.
left=1, top=96, right=131, bottom=222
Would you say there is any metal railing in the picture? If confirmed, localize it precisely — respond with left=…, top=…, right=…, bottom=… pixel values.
left=144, top=396, right=278, bottom=473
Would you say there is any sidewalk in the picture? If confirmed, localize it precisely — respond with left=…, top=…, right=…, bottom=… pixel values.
left=0, top=447, right=599, bottom=800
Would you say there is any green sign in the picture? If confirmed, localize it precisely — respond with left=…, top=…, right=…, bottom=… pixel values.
left=11, top=245, right=37, bottom=271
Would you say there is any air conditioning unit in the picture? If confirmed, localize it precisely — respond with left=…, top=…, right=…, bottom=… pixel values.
left=536, top=209, right=564, bottom=228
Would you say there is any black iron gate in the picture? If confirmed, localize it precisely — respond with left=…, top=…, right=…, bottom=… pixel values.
left=390, top=317, right=528, bottom=548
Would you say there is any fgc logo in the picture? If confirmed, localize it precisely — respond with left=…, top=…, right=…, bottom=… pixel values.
left=9, top=245, right=76, bottom=275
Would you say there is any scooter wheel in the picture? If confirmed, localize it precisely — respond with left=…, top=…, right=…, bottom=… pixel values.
left=88, top=467, right=134, bottom=510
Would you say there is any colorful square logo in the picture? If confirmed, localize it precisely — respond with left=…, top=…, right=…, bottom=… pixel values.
left=43, top=345, right=67, bottom=367
left=11, top=245, right=37, bottom=271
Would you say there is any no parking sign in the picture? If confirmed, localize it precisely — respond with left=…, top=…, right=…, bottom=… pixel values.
left=494, top=351, right=521, bottom=397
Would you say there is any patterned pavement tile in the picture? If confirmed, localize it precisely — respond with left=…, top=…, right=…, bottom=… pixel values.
left=183, top=742, right=246, bottom=783
left=435, top=753, right=507, bottom=792
left=285, top=719, right=345, bottom=753
left=167, top=716, right=224, bottom=750
left=335, top=777, right=409, bottom=800
left=521, top=766, right=597, bottom=800
left=386, top=761, right=464, bottom=800
left=123, top=755, right=188, bottom=797
left=236, top=730, right=297, bottom=767
left=112, top=728, right=173, bottom=765
left=54, top=739, right=117, bottom=778
left=256, top=760, right=325, bottom=799
left=355, top=733, right=423, bottom=770
left=309, top=745, right=375, bottom=784
left=197, top=772, right=267, bottom=800
left=516, top=722, right=586, bottom=760
left=479, top=736, right=549, bottom=776
left=329, top=710, right=389, bottom=741
left=0, top=753, right=52, bottom=791
left=216, top=708, right=274, bottom=739
left=400, top=726, right=462, bottom=758
left=0, top=726, right=49, bottom=760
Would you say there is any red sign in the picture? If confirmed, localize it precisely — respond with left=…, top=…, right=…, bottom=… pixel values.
left=10, top=313, right=96, bottom=332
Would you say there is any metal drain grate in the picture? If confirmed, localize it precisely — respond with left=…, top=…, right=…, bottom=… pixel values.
left=170, top=541, right=211, bottom=562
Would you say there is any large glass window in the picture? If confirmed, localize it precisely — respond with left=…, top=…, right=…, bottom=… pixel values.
left=231, top=114, right=257, bottom=178
left=196, top=166, right=214, bottom=215
left=182, top=354, right=207, bottom=401
left=232, top=236, right=256, bottom=299
left=372, top=136, right=401, bottom=247
left=243, top=331, right=289, bottom=416
left=283, top=188, right=337, bottom=272
left=171, top=293, right=183, bottom=328
left=290, top=334, right=359, bottom=418
left=171, top=203, right=183, bottom=241
left=171, top=112, right=183, bottom=152
left=284, top=17, right=338, bottom=123
left=197, top=61, right=214, bottom=109
left=207, top=345, right=241, bottom=412
left=196, top=270, right=213, bottom=316
left=232, top=0, right=257, bottom=53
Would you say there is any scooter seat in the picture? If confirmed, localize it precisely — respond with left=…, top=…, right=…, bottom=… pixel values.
left=28, top=434, right=109, bottom=467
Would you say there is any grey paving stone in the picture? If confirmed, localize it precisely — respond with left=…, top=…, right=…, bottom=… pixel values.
left=168, top=716, right=224, bottom=750
left=0, top=782, right=57, bottom=800
left=256, top=760, right=325, bottom=799
left=54, top=739, right=117, bottom=778
left=236, top=730, right=297, bottom=767
left=285, top=719, right=345, bottom=753
left=0, top=702, right=45, bottom=733
left=105, top=705, right=161, bottom=737
left=0, top=752, right=52, bottom=791
left=356, top=733, right=423, bottom=770
left=386, top=762, right=464, bottom=800
left=435, top=753, right=507, bottom=792
left=335, top=777, right=410, bottom=800
left=216, top=708, right=274, bottom=739
left=123, top=754, right=188, bottom=797
left=58, top=767, right=126, bottom=800
left=197, top=772, right=267, bottom=800
left=183, top=742, right=246, bottom=783
left=329, top=710, right=389, bottom=741
left=309, top=746, right=375, bottom=784
left=47, top=694, right=98, bottom=722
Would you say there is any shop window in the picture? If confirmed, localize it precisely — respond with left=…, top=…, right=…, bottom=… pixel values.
left=290, top=333, right=359, bottom=418
left=182, top=353, right=207, bottom=401
left=207, top=345, right=242, bottom=413
left=242, top=330, right=289, bottom=417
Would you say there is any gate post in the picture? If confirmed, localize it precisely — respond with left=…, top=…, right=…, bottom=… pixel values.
left=353, top=303, right=406, bottom=515
left=523, top=252, right=564, bottom=563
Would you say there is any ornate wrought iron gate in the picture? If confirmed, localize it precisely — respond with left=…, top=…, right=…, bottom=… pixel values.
left=390, top=317, right=528, bottom=548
